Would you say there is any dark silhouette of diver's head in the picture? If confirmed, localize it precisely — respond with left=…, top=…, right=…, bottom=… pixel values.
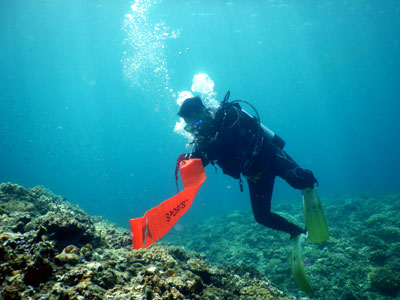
left=177, top=96, right=205, bottom=123
left=178, top=96, right=214, bottom=136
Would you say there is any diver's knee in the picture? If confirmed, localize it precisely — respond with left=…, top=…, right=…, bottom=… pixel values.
left=253, top=214, right=265, bottom=225
left=253, top=213, right=269, bottom=226
left=253, top=212, right=274, bottom=227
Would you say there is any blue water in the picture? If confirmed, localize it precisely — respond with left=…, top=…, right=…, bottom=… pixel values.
left=1, top=0, right=399, bottom=228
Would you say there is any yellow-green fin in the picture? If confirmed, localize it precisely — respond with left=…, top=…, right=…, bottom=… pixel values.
left=290, top=234, right=313, bottom=294
left=303, top=188, right=329, bottom=243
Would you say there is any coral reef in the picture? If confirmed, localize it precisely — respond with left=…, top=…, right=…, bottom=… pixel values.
left=0, top=182, right=294, bottom=300
left=166, top=193, right=400, bottom=300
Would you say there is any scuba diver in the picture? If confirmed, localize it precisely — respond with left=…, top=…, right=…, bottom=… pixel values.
left=177, top=92, right=328, bottom=242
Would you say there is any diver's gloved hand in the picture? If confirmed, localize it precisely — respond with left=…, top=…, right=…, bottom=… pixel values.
left=182, top=152, right=209, bottom=167
left=177, top=153, right=193, bottom=164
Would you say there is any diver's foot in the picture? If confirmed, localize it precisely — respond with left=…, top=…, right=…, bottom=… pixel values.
left=289, top=228, right=307, bottom=240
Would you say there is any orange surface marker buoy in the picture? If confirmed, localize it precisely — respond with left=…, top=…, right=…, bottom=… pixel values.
left=130, top=159, right=206, bottom=249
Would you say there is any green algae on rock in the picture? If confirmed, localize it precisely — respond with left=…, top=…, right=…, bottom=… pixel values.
left=368, top=265, right=400, bottom=297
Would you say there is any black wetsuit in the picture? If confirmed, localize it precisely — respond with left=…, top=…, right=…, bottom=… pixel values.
left=191, top=103, right=317, bottom=237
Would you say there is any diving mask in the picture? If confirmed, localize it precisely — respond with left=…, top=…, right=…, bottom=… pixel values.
left=184, top=119, right=203, bottom=133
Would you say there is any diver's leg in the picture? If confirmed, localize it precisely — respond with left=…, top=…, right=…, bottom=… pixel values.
left=274, top=149, right=317, bottom=189
left=248, top=175, right=305, bottom=238
left=274, top=149, right=329, bottom=242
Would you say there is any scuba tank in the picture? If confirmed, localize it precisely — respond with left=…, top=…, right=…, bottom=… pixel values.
left=261, top=123, right=285, bottom=149
left=221, top=91, right=285, bottom=152
left=240, top=109, right=286, bottom=150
